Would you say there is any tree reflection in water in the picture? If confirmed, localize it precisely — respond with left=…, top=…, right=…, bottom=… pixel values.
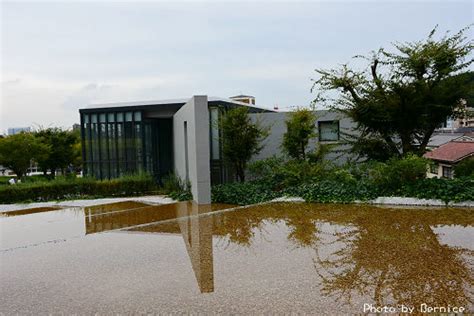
left=214, top=203, right=473, bottom=308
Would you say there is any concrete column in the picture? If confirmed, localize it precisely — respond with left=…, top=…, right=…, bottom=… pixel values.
left=173, top=96, right=211, bottom=204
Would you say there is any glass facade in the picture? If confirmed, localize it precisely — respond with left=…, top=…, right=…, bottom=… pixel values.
left=81, top=110, right=173, bottom=181
left=80, top=102, right=234, bottom=184
left=209, top=106, right=231, bottom=185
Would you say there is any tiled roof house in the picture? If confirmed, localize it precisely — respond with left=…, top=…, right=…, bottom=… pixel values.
left=424, top=136, right=474, bottom=178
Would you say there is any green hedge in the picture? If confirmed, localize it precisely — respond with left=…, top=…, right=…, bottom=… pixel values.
left=399, top=177, right=474, bottom=203
left=211, top=177, right=474, bottom=206
left=211, top=181, right=280, bottom=205
left=0, top=174, right=160, bottom=204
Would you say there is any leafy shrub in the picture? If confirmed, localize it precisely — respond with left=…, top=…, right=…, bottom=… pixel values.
left=454, top=157, right=474, bottom=178
left=248, top=157, right=331, bottom=189
left=282, top=108, right=317, bottom=160
left=399, top=177, right=474, bottom=203
left=370, top=154, right=427, bottom=190
left=162, top=173, right=192, bottom=201
left=247, top=156, right=285, bottom=181
left=285, top=180, right=379, bottom=203
left=212, top=181, right=280, bottom=205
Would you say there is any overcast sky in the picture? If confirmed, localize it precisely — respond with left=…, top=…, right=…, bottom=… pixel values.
left=1, top=0, right=472, bottom=133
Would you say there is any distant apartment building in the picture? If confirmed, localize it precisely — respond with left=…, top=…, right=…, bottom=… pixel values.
left=7, top=127, right=31, bottom=135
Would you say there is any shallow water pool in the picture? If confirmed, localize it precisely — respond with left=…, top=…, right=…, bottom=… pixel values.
left=1, top=201, right=472, bottom=314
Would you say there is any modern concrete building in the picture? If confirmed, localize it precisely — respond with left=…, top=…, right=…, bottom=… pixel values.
left=79, top=96, right=271, bottom=203
left=79, top=95, right=355, bottom=203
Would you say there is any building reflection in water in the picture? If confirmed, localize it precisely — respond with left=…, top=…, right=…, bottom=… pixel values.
left=83, top=201, right=229, bottom=293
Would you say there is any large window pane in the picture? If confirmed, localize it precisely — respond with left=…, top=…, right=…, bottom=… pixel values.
left=210, top=107, right=220, bottom=160
left=84, top=122, right=91, bottom=176
left=124, top=121, right=134, bottom=172
left=108, top=123, right=117, bottom=178
left=144, top=123, right=154, bottom=174
left=117, top=123, right=125, bottom=175
left=319, top=121, right=339, bottom=141
left=135, top=123, right=143, bottom=171
left=134, top=112, right=142, bottom=121
left=107, top=113, right=115, bottom=122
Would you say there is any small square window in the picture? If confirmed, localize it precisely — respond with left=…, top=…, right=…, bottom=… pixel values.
left=116, top=113, right=124, bottom=122
left=125, top=112, right=133, bottom=122
left=319, top=120, right=339, bottom=141
left=108, top=113, right=115, bottom=122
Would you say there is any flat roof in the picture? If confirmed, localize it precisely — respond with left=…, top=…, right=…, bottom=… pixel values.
left=80, top=96, right=273, bottom=113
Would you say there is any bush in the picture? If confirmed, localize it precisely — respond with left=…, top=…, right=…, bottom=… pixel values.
left=0, top=173, right=160, bottom=204
left=212, top=155, right=473, bottom=205
left=162, top=173, right=193, bottom=201
left=370, top=154, right=427, bottom=190
left=399, top=177, right=474, bottom=203
left=285, top=180, right=379, bottom=203
left=454, top=157, right=474, bottom=178
left=248, top=157, right=331, bottom=189
left=212, top=181, right=279, bottom=205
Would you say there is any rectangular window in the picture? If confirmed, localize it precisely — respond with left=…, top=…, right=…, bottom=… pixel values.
left=442, top=166, right=452, bottom=178
left=125, top=112, right=133, bottom=122
left=124, top=120, right=134, bottom=172
left=210, top=107, right=220, bottom=160
left=108, top=123, right=116, bottom=178
left=319, top=120, right=340, bottom=141
left=135, top=123, right=143, bottom=171
left=134, top=112, right=142, bottom=122
left=144, top=124, right=153, bottom=174
left=117, top=123, right=125, bottom=175
left=430, top=163, right=438, bottom=174
left=184, top=121, right=189, bottom=182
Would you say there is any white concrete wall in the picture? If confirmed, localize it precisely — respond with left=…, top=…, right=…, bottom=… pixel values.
left=173, top=96, right=211, bottom=204
left=249, top=110, right=358, bottom=164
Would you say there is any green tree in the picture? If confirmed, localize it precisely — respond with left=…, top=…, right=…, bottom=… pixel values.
left=454, top=157, right=474, bottom=178
left=221, top=107, right=268, bottom=182
left=0, top=132, right=49, bottom=179
left=312, top=26, right=473, bottom=160
left=35, top=128, right=80, bottom=178
left=282, top=108, right=317, bottom=160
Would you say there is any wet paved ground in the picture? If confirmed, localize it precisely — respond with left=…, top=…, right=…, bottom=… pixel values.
left=0, top=201, right=473, bottom=314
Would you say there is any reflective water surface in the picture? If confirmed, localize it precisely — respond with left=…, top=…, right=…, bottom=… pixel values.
left=1, top=201, right=473, bottom=314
